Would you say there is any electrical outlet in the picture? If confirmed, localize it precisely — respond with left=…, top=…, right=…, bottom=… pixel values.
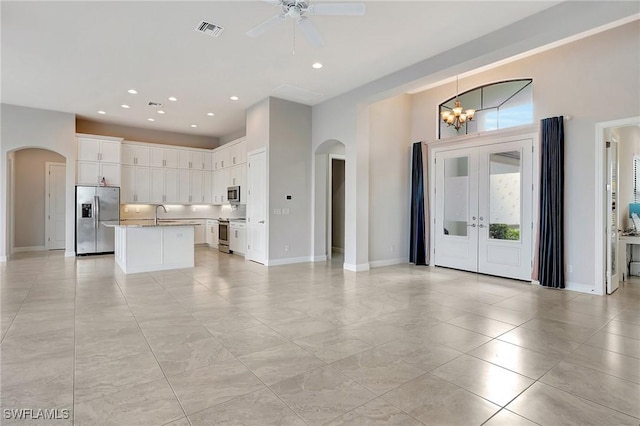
left=284, top=244, right=289, bottom=252
left=568, top=264, right=573, bottom=273
left=135, top=207, right=140, bottom=213
left=124, top=207, right=129, bottom=213
left=192, top=207, right=196, bottom=212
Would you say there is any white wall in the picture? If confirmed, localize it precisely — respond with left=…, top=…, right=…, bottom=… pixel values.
left=1, top=104, right=76, bottom=259
left=368, top=94, right=412, bottom=265
left=311, top=2, right=639, bottom=273
left=411, top=21, right=640, bottom=290
left=14, top=148, right=66, bottom=249
left=268, top=98, right=312, bottom=261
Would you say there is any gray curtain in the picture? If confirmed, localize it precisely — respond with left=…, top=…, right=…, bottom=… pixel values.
left=538, top=116, right=564, bottom=288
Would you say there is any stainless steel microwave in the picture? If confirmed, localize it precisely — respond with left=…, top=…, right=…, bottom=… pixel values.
left=227, top=186, right=240, bottom=203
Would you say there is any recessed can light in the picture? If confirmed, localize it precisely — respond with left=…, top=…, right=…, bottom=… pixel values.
left=128, top=89, right=138, bottom=94
left=230, top=96, right=239, bottom=101
left=312, top=62, right=323, bottom=69
left=168, top=96, right=178, bottom=102
left=190, top=124, right=198, bottom=128
left=97, top=110, right=106, bottom=114
left=147, top=118, right=155, bottom=122
left=207, top=112, right=215, bottom=116
left=121, top=104, right=130, bottom=109
left=157, top=110, right=165, bottom=114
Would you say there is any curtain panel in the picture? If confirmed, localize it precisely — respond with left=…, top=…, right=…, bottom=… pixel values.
left=538, top=116, right=564, bottom=288
left=410, top=142, right=429, bottom=265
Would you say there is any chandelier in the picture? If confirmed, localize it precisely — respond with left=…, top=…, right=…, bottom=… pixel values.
left=441, top=76, right=475, bottom=131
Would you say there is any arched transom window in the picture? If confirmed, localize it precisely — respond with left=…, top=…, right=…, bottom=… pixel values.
left=439, top=79, right=533, bottom=139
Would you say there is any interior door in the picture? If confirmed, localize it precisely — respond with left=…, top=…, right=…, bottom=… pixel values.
left=607, top=140, right=619, bottom=293
left=434, top=139, right=534, bottom=281
left=47, top=163, right=66, bottom=250
left=477, top=141, right=533, bottom=280
left=246, top=150, right=267, bottom=265
left=434, top=152, right=478, bottom=272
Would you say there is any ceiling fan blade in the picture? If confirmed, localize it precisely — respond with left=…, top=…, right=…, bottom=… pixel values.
left=261, top=0, right=283, bottom=6
left=307, top=3, right=366, bottom=16
left=246, top=14, right=287, bottom=37
left=296, top=17, right=324, bottom=48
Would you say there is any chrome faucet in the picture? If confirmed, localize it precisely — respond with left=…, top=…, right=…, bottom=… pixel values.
left=154, top=205, right=168, bottom=225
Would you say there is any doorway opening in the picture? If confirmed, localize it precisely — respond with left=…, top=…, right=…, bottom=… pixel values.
left=329, top=156, right=345, bottom=263
left=11, top=148, right=66, bottom=254
left=596, top=117, right=640, bottom=295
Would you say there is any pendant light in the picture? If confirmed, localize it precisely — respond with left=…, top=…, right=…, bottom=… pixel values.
left=441, top=76, right=475, bottom=131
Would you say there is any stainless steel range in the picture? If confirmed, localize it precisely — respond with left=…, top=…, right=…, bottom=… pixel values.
left=218, top=219, right=230, bottom=253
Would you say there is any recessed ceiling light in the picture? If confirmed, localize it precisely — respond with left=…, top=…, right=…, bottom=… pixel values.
left=230, top=96, right=239, bottom=101
left=168, top=96, right=178, bottom=102
left=190, top=124, right=198, bottom=128
left=121, top=104, right=130, bottom=109
left=312, top=62, right=323, bottom=69
left=207, top=112, right=215, bottom=116
left=97, top=110, right=106, bottom=115
left=147, top=118, right=155, bottom=122
left=128, top=89, right=138, bottom=94
left=157, top=110, right=165, bottom=114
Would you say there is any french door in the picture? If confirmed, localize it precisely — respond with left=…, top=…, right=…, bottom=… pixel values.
left=434, top=139, right=533, bottom=280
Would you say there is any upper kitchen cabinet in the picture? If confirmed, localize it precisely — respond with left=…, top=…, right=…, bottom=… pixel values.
left=76, top=135, right=122, bottom=186
left=77, top=137, right=121, bottom=163
left=121, top=143, right=150, bottom=166
left=179, top=149, right=212, bottom=170
left=150, top=147, right=179, bottom=168
left=229, top=139, right=247, bottom=166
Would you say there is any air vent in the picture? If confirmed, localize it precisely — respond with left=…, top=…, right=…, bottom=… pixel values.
left=148, top=101, right=163, bottom=107
left=196, top=21, right=224, bottom=37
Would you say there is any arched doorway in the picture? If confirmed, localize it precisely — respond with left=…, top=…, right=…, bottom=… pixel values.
left=313, top=140, right=346, bottom=264
left=9, top=148, right=67, bottom=254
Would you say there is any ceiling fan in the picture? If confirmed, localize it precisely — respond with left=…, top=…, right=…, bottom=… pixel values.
left=246, top=0, right=366, bottom=48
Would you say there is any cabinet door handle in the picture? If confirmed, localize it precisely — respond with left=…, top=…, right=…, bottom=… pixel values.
left=222, top=160, right=224, bottom=167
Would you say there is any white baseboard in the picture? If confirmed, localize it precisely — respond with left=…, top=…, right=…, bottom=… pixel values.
left=13, top=246, right=47, bottom=253
left=344, top=262, right=370, bottom=272
left=331, top=247, right=344, bottom=254
left=65, top=251, right=76, bottom=257
left=533, top=279, right=599, bottom=295
left=313, top=255, right=327, bottom=262
left=267, top=256, right=313, bottom=266
left=369, top=258, right=406, bottom=268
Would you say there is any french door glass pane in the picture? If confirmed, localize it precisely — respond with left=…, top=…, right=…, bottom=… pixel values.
left=489, top=151, right=521, bottom=240
left=444, top=157, right=469, bottom=236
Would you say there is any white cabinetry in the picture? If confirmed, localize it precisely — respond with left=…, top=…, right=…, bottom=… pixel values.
left=194, top=222, right=206, bottom=245
left=121, top=144, right=150, bottom=166
left=150, top=147, right=179, bottom=168
left=150, top=168, right=179, bottom=203
left=121, top=166, right=150, bottom=203
left=206, top=220, right=218, bottom=248
left=229, top=142, right=246, bottom=166
left=178, top=169, right=191, bottom=203
left=77, top=136, right=122, bottom=186
left=230, top=221, right=246, bottom=255
left=211, top=138, right=247, bottom=205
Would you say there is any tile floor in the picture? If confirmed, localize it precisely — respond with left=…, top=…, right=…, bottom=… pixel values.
left=1, top=248, right=640, bottom=425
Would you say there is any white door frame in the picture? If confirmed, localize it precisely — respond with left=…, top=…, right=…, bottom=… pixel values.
left=45, top=162, right=66, bottom=250
left=428, top=125, right=539, bottom=278
left=595, top=116, right=640, bottom=296
left=327, top=154, right=345, bottom=259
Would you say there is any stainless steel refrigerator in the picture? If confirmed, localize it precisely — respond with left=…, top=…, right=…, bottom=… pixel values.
left=75, top=186, right=120, bottom=255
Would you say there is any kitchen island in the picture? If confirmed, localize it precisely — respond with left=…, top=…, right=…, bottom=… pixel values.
left=103, top=221, right=195, bottom=274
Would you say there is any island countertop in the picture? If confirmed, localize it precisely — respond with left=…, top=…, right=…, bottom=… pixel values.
left=102, top=220, right=198, bottom=228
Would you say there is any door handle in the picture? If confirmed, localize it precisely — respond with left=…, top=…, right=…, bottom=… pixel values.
left=478, top=224, right=486, bottom=228
left=258, top=220, right=265, bottom=224
left=467, top=223, right=476, bottom=227
left=94, top=195, right=100, bottom=229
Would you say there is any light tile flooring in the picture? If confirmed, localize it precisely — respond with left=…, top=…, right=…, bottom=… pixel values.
left=1, top=248, right=640, bottom=425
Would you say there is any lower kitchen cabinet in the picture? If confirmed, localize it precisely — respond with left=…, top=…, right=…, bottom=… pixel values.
left=229, top=222, right=246, bottom=255
left=206, top=219, right=218, bottom=248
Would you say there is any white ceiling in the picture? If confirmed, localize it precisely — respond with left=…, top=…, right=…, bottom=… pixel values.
left=1, top=1, right=561, bottom=138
